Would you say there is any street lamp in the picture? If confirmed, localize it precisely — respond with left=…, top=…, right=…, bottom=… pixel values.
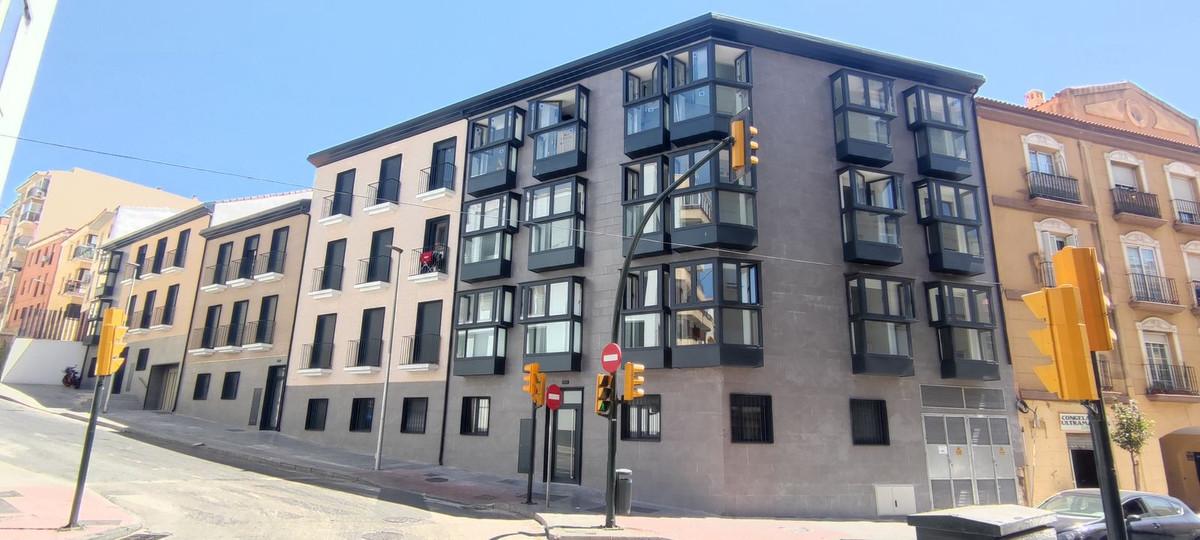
left=373, top=246, right=404, bottom=471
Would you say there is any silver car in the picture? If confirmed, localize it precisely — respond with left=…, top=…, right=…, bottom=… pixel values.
left=1038, top=489, right=1200, bottom=539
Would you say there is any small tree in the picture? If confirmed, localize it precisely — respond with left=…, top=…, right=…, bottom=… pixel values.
left=1110, top=400, right=1154, bottom=490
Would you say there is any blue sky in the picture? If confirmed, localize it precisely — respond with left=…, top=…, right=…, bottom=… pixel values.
left=6, top=1, right=1198, bottom=206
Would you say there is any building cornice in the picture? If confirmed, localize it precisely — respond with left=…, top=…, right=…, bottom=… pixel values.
left=199, top=199, right=311, bottom=239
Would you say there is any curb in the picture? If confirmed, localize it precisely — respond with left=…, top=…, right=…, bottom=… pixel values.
left=84, top=521, right=143, bottom=540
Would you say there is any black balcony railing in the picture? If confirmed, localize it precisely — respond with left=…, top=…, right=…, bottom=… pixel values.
left=322, top=194, right=353, bottom=218
left=367, top=179, right=400, bottom=206
left=1034, top=258, right=1055, bottom=287
left=143, top=256, right=161, bottom=276
left=216, top=323, right=246, bottom=348
left=253, top=250, right=286, bottom=275
left=62, top=278, right=90, bottom=296
left=165, top=248, right=184, bottom=269
left=1097, top=357, right=1116, bottom=392
left=1173, top=199, right=1200, bottom=225
left=1111, top=188, right=1161, bottom=218
left=408, top=244, right=449, bottom=276
left=420, top=163, right=456, bottom=193
left=358, top=255, right=393, bottom=284
left=227, top=257, right=252, bottom=280
left=398, top=333, right=441, bottom=365
left=311, top=265, right=344, bottom=292
left=126, top=309, right=143, bottom=328
left=302, top=342, right=334, bottom=369
left=245, top=319, right=275, bottom=344
left=1144, top=363, right=1199, bottom=396
left=1129, top=273, right=1179, bottom=304
left=151, top=306, right=174, bottom=327
left=1027, top=171, right=1081, bottom=203
left=204, top=263, right=230, bottom=286
left=347, top=338, right=385, bottom=367
left=190, top=327, right=218, bottom=350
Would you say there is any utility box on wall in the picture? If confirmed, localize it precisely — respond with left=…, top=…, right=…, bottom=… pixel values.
left=874, top=484, right=916, bottom=516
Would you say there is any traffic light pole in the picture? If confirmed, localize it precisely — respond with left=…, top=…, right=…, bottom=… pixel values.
left=66, top=374, right=105, bottom=529
left=1086, top=351, right=1127, bottom=540
left=605, top=135, right=734, bottom=528
left=526, top=399, right=537, bottom=504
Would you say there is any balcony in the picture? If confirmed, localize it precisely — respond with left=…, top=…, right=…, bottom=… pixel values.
left=251, top=251, right=286, bottom=282
left=353, top=255, right=392, bottom=292
left=396, top=333, right=440, bottom=371
left=407, top=244, right=449, bottom=283
left=363, top=180, right=400, bottom=215
left=1129, top=273, right=1184, bottom=313
left=140, top=257, right=160, bottom=279
left=62, top=279, right=90, bottom=297
left=1034, top=258, right=1055, bottom=287
left=1111, top=188, right=1166, bottom=227
left=17, top=210, right=41, bottom=224
left=417, top=163, right=455, bottom=202
left=225, top=258, right=255, bottom=288
left=1173, top=199, right=1200, bottom=235
left=308, top=265, right=343, bottom=299
left=1144, top=363, right=1199, bottom=400
left=71, top=245, right=97, bottom=261
left=242, top=319, right=274, bottom=351
left=1026, top=171, right=1082, bottom=205
left=126, top=310, right=148, bottom=335
left=1096, top=356, right=1122, bottom=393
left=298, top=343, right=334, bottom=375
left=120, top=265, right=139, bottom=284
left=149, top=306, right=173, bottom=330
left=345, top=338, right=384, bottom=373
left=318, top=194, right=352, bottom=226
left=213, top=323, right=245, bottom=353
left=200, top=264, right=230, bottom=293
left=162, top=249, right=184, bottom=273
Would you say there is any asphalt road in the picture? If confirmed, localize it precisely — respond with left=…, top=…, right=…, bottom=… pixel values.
left=0, top=401, right=545, bottom=539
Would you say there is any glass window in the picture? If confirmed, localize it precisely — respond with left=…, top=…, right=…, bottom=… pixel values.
left=730, top=394, right=772, bottom=443
left=715, top=85, right=750, bottom=116
left=624, top=159, right=662, bottom=201
left=621, top=395, right=662, bottom=441
left=461, top=397, right=490, bottom=435
left=463, top=232, right=504, bottom=263
left=722, top=308, right=761, bottom=345
left=521, top=278, right=580, bottom=322
left=400, top=397, right=428, bottom=434
left=718, top=191, right=755, bottom=226
left=456, top=327, right=502, bottom=358
left=672, top=86, right=710, bottom=122
left=624, top=203, right=663, bottom=236
left=349, top=398, right=374, bottom=432
left=941, top=327, right=995, bottom=362
left=455, top=287, right=511, bottom=328
left=674, top=263, right=715, bottom=304
left=850, top=399, right=890, bottom=445
left=626, top=100, right=661, bottom=135
left=840, top=169, right=902, bottom=210
left=525, top=321, right=572, bottom=354
left=675, top=308, right=716, bottom=345
left=625, top=59, right=665, bottom=102
left=925, top=128, right=968, bottom=159
left=530, top=218, right=579, bottom=253
left=622, top=312, right=662, bottom=348
left=843, top=111, right=890, bottom=144
left=1111, top=162, right=1140, bottom=189
left=624, top=267, right=662, bottom=309
left=928, top=283, right=995, bottom=326
left=673, top=192, right=713, bottom=229
left=916, top=180, right=979, bottom=223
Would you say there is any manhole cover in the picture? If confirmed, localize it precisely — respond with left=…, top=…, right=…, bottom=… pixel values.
left=424, top=477, right=448, bottom=483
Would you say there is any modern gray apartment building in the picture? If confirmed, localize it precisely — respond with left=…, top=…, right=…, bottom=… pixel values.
left=300, top=14, right=1018, bottom=518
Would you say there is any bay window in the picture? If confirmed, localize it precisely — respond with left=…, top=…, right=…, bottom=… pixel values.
left=623, top=157, right=670, bottom=257
left=916, top=179, right=984, bottom=275
left=667, top=41, right=751, bottom=145
left=926, top=282, right=999, bottom=380
left=460, top=192, right=519, bottom=282
left=846, top=274, right=915, bottom=376
left=830, top=69, right=896, bottom=166
left=467, top=107, right=524, bottom=196
left=453, top=286, right=513, bottom=376
left=624, top=58, right=670, bottom=157
left=529, top=86, right=588, bottom=180
left=670, top=259, right=762, bottom=368
left=669, top=144, right=757, bottom=251
left=519, top=276, right=584, bottom=372
left=904, top=85, right=972, bottom=180
left=620, top=265, right=668, bottom=368
left=839, top=166, right=905, bottom=265
left=525, top=177, right=586, bottom=271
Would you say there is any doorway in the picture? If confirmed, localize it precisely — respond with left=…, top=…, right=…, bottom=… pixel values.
left=551, top=388, right=583, bottom=484
left=144, top=363, right=179, bottom=411
left=260, top=365, right=286, bottom=431
left=1070, top=449, right=1099, bottom=488
left=430, top=139, right=456, bottom=190
left=413, top=301, right=442, bottom=365
left=110, top=357, right=126, bottom=395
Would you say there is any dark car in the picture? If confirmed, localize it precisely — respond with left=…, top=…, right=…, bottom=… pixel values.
left=1038, top=489, right=1200, bottom=539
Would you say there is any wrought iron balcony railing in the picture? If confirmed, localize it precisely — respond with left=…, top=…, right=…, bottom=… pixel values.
left=1111, top=188, right=1161, bottom=218
left=1144, top=363, right=1198, bottom=396
left=1027, top=171, right=1081, bottom=204
left=1129, top=273, right=1179, bottom=305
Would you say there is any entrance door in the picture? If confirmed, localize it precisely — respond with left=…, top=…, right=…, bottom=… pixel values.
left=923, top=414, right=1018, bottom=509
left=551, top=388, right=583, bottom=484
left=260, top=365, right=286, bottom=431
left=1070, top=449, right=1099, bottom=488
left=413, top=301, right=442, bottom=364
left=144, top=363, right=179, bottom=411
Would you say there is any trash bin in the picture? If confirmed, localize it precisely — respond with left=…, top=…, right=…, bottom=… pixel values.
left=614, top=468, right=633, bottom=515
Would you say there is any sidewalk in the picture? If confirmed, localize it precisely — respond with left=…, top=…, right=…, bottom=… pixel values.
left=0, top=462, right=140, bottom=540
left=1, top=383, right=916, bottom=540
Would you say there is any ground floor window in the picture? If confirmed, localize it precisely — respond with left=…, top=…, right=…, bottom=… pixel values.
left=349, top=397, right=374, bottom=432
left=461, top=396, right=490, bottom=435
left=621, top=395, right=661, bottom=441
left=304, top=398, right=328, bottom=431
left=730, top=394, right=772, bottom=443
left=401, top=397, right=428, bottom=434
left=192, top=373, right=210, bottom=400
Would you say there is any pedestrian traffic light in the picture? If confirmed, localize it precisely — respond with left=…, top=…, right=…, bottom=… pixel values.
left=522, top=363, right=542, bottom=406
left=730, top=117, right=760, bottom=173
left=595, top=373, right=614, bottom=416
left=1022, top=285, right=1098, bottom=401
left=1053, top=246, right=1115, bottom=352
left=95, top=307, right=128, bottom=377
left=622, top=362, right=645, bottom=402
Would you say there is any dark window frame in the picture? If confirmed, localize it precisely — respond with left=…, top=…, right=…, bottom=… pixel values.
left=460, top=396, right=490, bottom=436
left=220, top=371, right=240, bottom=400
left=839, top=166, right=906, bottom=250
left=460, top=192, right=519, bottom=268
left=926, top=281, right=998, bottom=365
left=915, top=179, right=983, bottom=259
left=400, top=397, right=429, bottom=434
left=904, top=85, right=968, bottom=130
left=621, top=394, right=662, bottom=441
left=669, top=258, right=762, bottom=348
left=453, top=286, right=513, bottom=361
left=730, top=393, right=773, bottom=443
left=518, top=276, right=584, bottom=357
left=623, top=57, right=669, bottom=137
left=134, top=348, right=150, bottom=371
left=524, top=176, right=586, bottom=256
left=622, top=156, right=669, bottom=238
left=349, top=397, right=375, bottom=432
left=850, top=398, right=890, bottom=445
left=192, top=373, right=210, bottom=400
left=668, top=142, right=756, bottom=232
left=846, top=274, right=916, bottom=360
left=621, top=265, right=667, bottom=350
left=304, top=398, right=328, bottom=431
left=528, top=85, right=589, bottom=164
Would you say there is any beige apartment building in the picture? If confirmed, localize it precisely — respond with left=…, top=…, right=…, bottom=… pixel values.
left=0, top=168, right=196, bottom=319
left=980, top=82, right=1200, bottom=508
left=176, top=198, right=310, bottom=430
left=282, top=121, right=463, bottom=461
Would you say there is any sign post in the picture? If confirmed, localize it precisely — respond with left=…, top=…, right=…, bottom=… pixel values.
left=544, top=384, right=561, bottom=508
left=600, top=343, right=621, bottom=527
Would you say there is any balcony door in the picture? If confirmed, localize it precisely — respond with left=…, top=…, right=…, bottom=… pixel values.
left=322, top=239, right=346, bottom=289
left=1143, top=331, right=1180, bottom=392
left=358, top=308, right=385, bottom=366
left=1028, top=149, right=1057, bottom=175
left=1171, top=175, right=1199, bottom=224
left=312, top=314, right=336, bottom=368
left=431, top=139, right=456, bottom=190
left=228, top=300, right=248, bottom=346
left=367, top=229, right=393, bottom=283
left=1111, top=162, right=1140, bottom=191
left=413, top=300, right=441, bottom=364
left=239, top=235, right=259, bottom=279
left=1126, top=245, right=1165, bottom=302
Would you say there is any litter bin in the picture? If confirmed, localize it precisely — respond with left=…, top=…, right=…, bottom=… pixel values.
left=614, top=468, right=633, bottom=515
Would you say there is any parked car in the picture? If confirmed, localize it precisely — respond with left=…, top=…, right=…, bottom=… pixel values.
left=1038, top=489, right=1200, bottom=539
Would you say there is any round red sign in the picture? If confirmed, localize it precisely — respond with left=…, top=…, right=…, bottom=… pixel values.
left=601, top=342, right=622, bottom=374
left=545, top=384, right=562, bottom=411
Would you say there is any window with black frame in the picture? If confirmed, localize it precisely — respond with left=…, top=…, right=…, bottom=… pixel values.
left=670, top=259, right=762, bottom=367
left=466, top=107, right=524, bottom=196
left=518, top=277, right=583, bottom=372
left=915, top=179, right=984, bottom=275
left=528, top=86, right=588, bottom=180
left=847, top=274, right=916, bottom=376
left=904, top=85, right=971, bottom=180
left=623, top=58, right=670, bottom=157
left=669, top=144, right=757, bottom=251
left=460, top=192, right=519, bottom=282
left=830, top=69, right=896, bottom=166
left=525, top=177, right=585, bottom=271
left=453, top=286, right=513, bottom=376
left=667, top=41, right=751, bottom=145
left=926, top=281, right=999, bottom=380
left=622, top=157, right=669, bottom=256
left=839, top=166, right=906, bottom=265
left=621, top=395, right=661, bottom=441
left=620, top=265, right=668, bottom=368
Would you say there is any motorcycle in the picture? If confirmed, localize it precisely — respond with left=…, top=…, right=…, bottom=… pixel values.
left=62, top=366, right=80, bottom=388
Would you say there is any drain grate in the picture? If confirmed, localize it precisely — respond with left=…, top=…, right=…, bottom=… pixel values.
left=424, top=477, right=448, bottom=483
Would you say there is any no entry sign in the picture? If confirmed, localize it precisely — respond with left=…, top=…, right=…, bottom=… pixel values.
left=545, top=384, right=562, bottom=411
left=601, top=342, right=622, bottom=374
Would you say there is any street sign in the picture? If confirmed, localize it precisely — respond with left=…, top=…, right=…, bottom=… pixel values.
left=601, top=342, right=622, bottom=374
left=545, top=384, right=562, bottom=411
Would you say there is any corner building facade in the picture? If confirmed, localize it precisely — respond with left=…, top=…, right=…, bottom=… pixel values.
left=306, top=15, right=1017, bottom=517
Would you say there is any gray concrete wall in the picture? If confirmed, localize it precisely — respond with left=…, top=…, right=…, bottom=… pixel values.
left=176, top=355, right=287, bottom=428
left=122, top=334, right=187, bottom=407
left=441, top=40, right=1015, bottom=518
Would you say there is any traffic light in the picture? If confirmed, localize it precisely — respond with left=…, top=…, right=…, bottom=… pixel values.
left=533, top=373, right=546, bottom=407
left=522, top=363, right=542, bottom=406
left=95, top=307, right=128, bottom=377
left=622, top=362, right=645, bottom=402
left=1053, top=246, right=1115, bottom=352
left=1022, top=286, right=1098, bottom=401
left=730, top=117, right=760, bottom=173
left=595, top=373, right=614, bottom=416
